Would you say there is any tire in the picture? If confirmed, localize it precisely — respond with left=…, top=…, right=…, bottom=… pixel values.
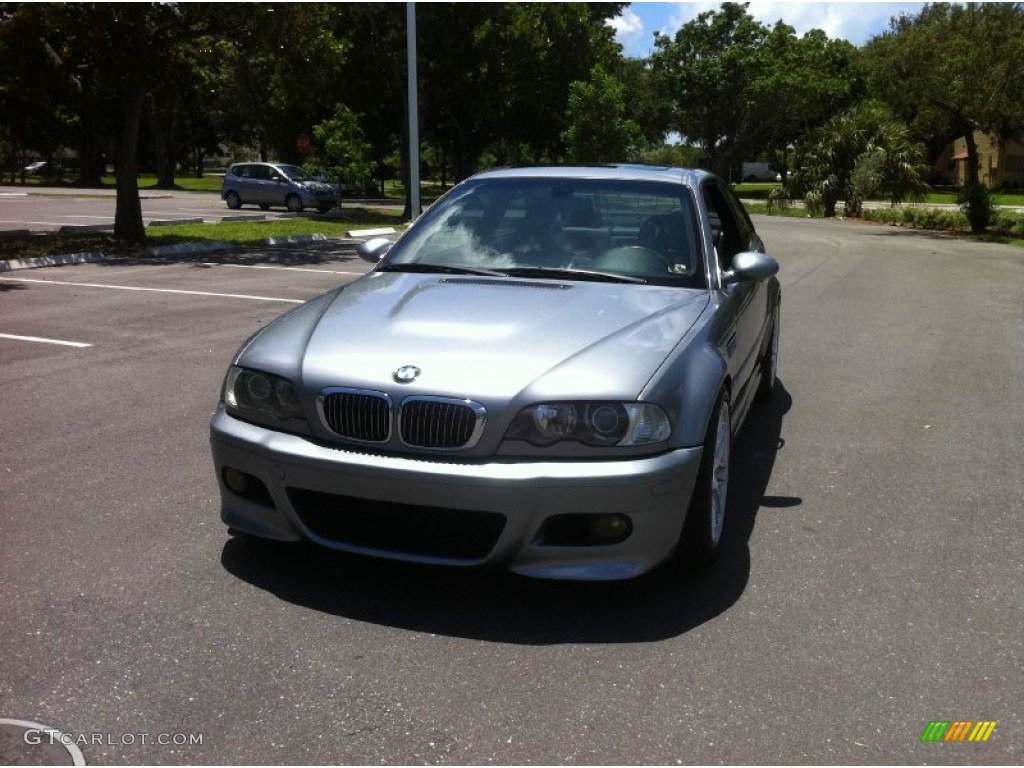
left=286, top=194, right=303, bottom=213
left=677, top=391, right=731, bottom=570
left=758, top=302, right=780, bottom=400
left=259, top=203, right=270, bottom=210
left=225, top=191, right=242, bottom=209
left=316, top=206, right=332, bottom=214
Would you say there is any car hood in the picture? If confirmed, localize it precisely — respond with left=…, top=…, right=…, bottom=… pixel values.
left=241, top=273, right=709, bottom=402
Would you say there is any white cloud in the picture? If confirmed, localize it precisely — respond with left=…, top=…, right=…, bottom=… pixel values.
left=663, top=2, right=928, bottom=45
left=607, top=8, right=645, bottom=50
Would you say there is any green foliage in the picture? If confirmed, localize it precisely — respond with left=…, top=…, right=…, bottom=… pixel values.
left=562, top=65, right=642, bottom=163
left=652, top=4, right=861, bottom=176
left=863, top=207, right=964, bottom=232
left=956, top=184, right=995, bottom=233
left=651, top=3, right=771, bottom=175
left=630, top=143, right=703, bottom=168
left=312, top=104, right=373, bottom=190
left=862, top=205, right=1024, bottom=239
left=765, top=186, right=791, bottom=214
left=861, top=2, right=1024, bottom=231
left=788, top=101, right=929, bottom=217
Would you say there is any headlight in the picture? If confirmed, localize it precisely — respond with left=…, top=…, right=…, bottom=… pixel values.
left=505, top=402, right=671, bottom=447
left=223, top=366, right=306, bottom=424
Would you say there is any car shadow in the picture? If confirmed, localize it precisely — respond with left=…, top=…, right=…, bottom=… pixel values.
left=221, top=382, right=794, bottom=645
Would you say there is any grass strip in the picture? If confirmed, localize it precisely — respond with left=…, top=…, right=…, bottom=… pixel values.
left=0, top=207, right=407, bottom=260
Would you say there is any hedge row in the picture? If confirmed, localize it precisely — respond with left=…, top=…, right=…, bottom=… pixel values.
left=862, top=206, right=1024, bottom=237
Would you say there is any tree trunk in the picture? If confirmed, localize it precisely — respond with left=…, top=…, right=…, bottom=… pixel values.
left=113, top=81, right=147, bottom=245
left=961, top=129, right=992, bottom=234
left=150, top=105, right=177, bottom=189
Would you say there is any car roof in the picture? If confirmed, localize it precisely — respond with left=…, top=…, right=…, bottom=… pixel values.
left=469, top=165, right=713, bottom=188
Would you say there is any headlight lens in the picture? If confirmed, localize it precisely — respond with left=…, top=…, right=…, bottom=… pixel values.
left=224, top=366, right=305, bottom=423
left=507, top=402, right=671, bottom=447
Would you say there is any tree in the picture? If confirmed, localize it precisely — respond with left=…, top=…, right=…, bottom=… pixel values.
left=789, top=101, right=929, bottom=217
left=756, top=26, right=861, bottom=181
left=651, top=3, right=771, bottom=177
left=16, top=3, right=222, bottom=244
left=613, top=58, right=673, bottom=147
left=417, top=3, right=625, bottom=178
left=215, top=4, right=351, bottom=165
left=0, top=4, right=74, bottom=182
left=562, top=65, right=642, bottom=163
left=861, top=2, right=1024, bottom=231
left=312, top=103, right=373, bottom=205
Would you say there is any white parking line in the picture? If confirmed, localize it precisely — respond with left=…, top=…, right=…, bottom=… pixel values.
left=206, top=263, right=365, bottom=275
left=0, top=332, right=92, bottom=348
left=0, top=276, right=304, bottom=303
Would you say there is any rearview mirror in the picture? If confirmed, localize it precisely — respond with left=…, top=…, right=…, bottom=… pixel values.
left=357, top=237, right=392, bottom=263
left=722, top=251, right=779, bottom=285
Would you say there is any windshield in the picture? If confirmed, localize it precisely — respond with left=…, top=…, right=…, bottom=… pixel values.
left=383, top=177, right=705, bottom=288
left=278, top=165, right=312, bottom=182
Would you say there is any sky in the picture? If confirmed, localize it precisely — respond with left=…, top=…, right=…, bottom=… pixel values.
left=610, top=2, right=932, bottom=58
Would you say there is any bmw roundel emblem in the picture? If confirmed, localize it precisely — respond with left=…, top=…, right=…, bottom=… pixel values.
left=393, top=365, right=421, bottom=384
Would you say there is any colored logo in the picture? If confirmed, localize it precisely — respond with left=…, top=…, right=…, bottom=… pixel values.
left=921, top=721, right=997, bottom=742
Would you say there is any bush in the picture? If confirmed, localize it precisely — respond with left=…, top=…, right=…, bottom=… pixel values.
left=766, top=187, right=791, bottom=213
left=957, top=184, right=994, bottom=233
left=864, top=206, right=969, bottom=232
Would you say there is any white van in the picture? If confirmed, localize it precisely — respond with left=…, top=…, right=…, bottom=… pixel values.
left=741, top=162, right=777, bottom=182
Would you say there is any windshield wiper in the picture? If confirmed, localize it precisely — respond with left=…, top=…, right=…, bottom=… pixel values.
left=502, top=267, right=647, bottom=285
left=379, top=262, right=507, bottom=278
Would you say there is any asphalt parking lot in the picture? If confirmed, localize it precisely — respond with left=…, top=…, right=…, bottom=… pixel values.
left=0, top=219, right=1021, bottom=764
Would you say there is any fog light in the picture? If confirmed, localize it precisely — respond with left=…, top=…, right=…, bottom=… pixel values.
left=591, top=514, right=631, bottom=542
left=223, top=467, right=249, bottom=494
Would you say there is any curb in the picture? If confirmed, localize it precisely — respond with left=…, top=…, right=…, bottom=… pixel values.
left=259, top=234, right=329, bottom=246
left=143, top=240, right=233, bottom=258
left=1, top=234, right=360, bottom=271
left=149, top=217, right=204, bottom=226
left=59, top=223, right=115, bottom=233
left=0, top=251, right=106, bottom=272
left=221, top=214, right=266, bottom=222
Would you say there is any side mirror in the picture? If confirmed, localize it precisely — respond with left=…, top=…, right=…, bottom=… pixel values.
left=357, top=237, right=392, bottom=263
left=722, top=251, right=779, bottom=285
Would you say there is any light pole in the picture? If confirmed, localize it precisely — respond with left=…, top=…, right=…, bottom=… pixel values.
left=407, top=2, right=421, bottom=220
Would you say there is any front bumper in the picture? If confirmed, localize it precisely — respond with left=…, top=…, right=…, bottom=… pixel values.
left=210, top=407, right=703, bottom=580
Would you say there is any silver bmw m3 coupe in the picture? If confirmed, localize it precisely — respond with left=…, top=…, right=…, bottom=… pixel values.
left=210, top=165, right=781, bottom=580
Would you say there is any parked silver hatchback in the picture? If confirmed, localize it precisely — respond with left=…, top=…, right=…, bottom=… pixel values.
left=220, top=162, right=337, bottom=213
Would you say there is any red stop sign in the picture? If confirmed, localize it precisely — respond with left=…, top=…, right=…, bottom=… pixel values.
left=296, top=133, right=311, bottom=154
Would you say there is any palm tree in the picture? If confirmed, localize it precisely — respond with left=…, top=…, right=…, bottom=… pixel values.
left=788, top=101, right=929, bottom=217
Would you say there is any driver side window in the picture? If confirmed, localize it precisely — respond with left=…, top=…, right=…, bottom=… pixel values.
left=702, top=182, right=748, bottom=273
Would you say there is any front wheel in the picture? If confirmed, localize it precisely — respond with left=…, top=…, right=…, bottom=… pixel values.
left=285, top=194, right=303, bottom=213
left=677, top=391, right=731, bottom=570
